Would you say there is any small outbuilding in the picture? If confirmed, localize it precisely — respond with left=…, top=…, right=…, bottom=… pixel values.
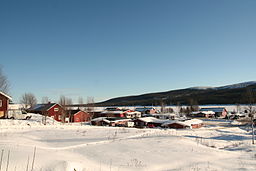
left=0, top=91, right=12, bottom=118
left=67, top=110, right=91, bottom=123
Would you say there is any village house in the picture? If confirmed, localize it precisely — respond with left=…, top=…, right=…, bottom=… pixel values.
left=108, top=118, right=133, bottom=127
left=100, top=110, right=126, bottom=118
left=162, top=119, right=203, bottom=129
left=199, top=108, right=228, bottom=118
left=190, top=110, right=215, bottom=118
left=135, top=107, right=159, bottom=115
left=29, top=103, right=64, bottom=122
left=123, top=110, right=141, bottom=118
left=133, top=117, right=167, bottom=128
left=97, top=108, right=141, bottom=119
left=91, top=117, right=111, bottom=126
left=0, top=91, right=12, bottom=119
left=151, top=113, right=177, bottom=120
left=67, top=109, right=91, bottom=123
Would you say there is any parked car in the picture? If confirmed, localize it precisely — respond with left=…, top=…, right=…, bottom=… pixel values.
left=7, top=109, right=32, bottom=120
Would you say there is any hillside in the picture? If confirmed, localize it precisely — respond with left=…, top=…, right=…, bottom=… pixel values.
left=98, top=81, right=256, bottom=106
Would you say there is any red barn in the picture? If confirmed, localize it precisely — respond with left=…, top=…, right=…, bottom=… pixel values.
left=100, top=110, right=125, bottom=118
left=29, top=103, right=64, bottom=122
left=0, top=92, right=12, bottom=118
left=67, top=110, right=91, bottom=122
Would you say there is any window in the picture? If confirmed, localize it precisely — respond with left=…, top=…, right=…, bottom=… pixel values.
left=0, top=100, right=2, bottom=107
left=54, top=108, right=59, bottom=112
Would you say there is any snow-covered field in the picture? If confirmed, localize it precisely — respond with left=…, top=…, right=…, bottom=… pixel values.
left=0, top=115, right=256, bottom=171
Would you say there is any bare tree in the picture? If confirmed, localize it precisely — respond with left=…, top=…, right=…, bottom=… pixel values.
left=245, top=88, right=256, bottom=144
left=59, top=95, right=73, bottom=123
left=0, top=66, right=10, bottom=94
left=41, top=96, right=50, bottom=104
left=20, top=93, right=37, bottom=109
left=160, top=99, right=166, bottom=113
left=77, top=96, right=84, bottom=124
left=78, top=96, right=84, bottom=105
left=87, top=96, right=95, bottom=119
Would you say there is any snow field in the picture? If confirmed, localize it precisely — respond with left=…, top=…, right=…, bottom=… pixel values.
left=0, top=114, right=256, bottom=171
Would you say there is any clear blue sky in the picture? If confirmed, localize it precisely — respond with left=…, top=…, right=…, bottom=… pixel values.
left=0, top=0, right=256, bottom=103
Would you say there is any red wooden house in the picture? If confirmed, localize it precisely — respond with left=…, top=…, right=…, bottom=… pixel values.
left=29, top=103, right=64, bottom=122
left=0, top=91, right=12, bottom=118
left=67, top=110, right=91, bottom=122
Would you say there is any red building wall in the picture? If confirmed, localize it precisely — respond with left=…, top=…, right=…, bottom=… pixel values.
left=167, top=123, right=187, bottom=129
left=0, top=94, right=9, bottom=118
left=47, top=104, right=64, bottom=122
left=73, top=111, right=91, bottom=122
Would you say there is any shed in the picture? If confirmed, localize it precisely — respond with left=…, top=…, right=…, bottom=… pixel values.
left=67, top=110, right=91, bottom=123
left=0, top=91, right=12, bottom=118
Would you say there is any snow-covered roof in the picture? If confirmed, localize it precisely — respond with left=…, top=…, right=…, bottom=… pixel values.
left=91, top=117, right=110, bottom=123
left=111, top=119, right=131, bottom=123
left=162, top=119, right=203, bottom=127
left=184, top=119, right=203, bottom=125
left=135, top=107, right=155, bottom=112
left=101, top=111, right=124, bottom=114
left=0, top=91, right=12, bottom=100
left=151, top=113, right=176, bottom=116
left=137, top=117, right=167, bottom=124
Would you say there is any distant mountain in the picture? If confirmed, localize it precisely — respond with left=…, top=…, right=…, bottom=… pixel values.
left=97, top=81, right=256, bottom=106
left=214, top=81, right=256, bottom=90
left=190, top=81, right=256, bottom=90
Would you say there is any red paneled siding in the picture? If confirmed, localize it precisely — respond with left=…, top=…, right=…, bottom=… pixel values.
left=0, top=94, right=9, bottom=118
left=74, top=111, right=91, bottom=122
left=222, top=110, right=228, bottom=117
left=166, top=123, right=188, bottom=129
left=47, top=104, right=64, bottom=122
left=191, top=123, right=203, bottom=129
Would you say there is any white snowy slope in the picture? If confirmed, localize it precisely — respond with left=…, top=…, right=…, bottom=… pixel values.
left=0, top=115, right=256, bottom=171
left=190, top=81, right=256, bottom=91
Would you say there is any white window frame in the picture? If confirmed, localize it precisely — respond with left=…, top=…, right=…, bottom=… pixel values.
left=54, top=108, right=59, bottom=112
left=0, top=100, right=2, bottom=107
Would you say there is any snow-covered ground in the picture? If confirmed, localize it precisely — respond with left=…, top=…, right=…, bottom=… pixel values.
left=0, top=114, right=256, bottom=171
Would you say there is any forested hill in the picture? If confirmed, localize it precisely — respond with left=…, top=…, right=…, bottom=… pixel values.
left=97, top=81, right=256, bottom=106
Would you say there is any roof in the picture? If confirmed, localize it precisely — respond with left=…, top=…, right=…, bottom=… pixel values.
left=66, top=110, right=88, bottom=115
left=135, top=107, right=155, bottom=112
left=162, top=119, right=203, bottom=127
left=29, top=103, right=59, bottom=112
left=200, top=108, right=226, bottom=113
left=0, top=91, right=12, bottom=100
left=184, top=119, right=203, bottom=125
left=91, top=117, right=111, bottom=123
left=137, top=117, right=167, bottom=124
left=101, top=110, right=124, bottom=114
